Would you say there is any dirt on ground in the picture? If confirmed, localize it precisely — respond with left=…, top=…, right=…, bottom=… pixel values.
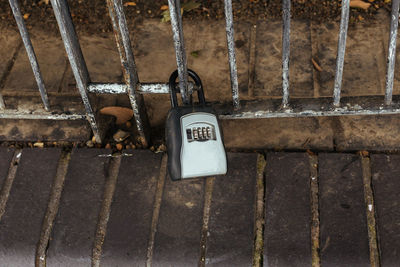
left=0, top=0, right=392, bottom=34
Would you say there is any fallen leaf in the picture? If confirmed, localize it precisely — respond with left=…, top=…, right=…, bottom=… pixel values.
left=161, top=0, right=200, bottom=22
left=86, top=140, right=94, bottom=148
left=123, top=2, right=136, bottom=7
left=113, top=129, right=130, bottom=142
left=160, top=5, right=169, bottom=10
left=33, top=142, right=44, bottom=148
left=116, top=143, right=123, bottom=151
left=100, top=106, right=133, bottom=124
left=38, top=0, right=50, bottom=5
left=190, top=50, right=200, bottom=58
left=350, top=0, right=371, bottom=10
left=23, top=13, right=30, bottom=20
left=311, top=58, right=322, bottom=72
left=359, top=150, right=369, bottom=157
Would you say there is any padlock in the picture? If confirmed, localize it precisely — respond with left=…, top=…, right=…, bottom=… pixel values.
left=165, top=69, right=227, bottom=181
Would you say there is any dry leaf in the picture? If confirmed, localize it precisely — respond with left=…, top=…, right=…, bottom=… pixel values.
left=38, top=0, right=50, bottom=5
left=33, top=142, right=44, bottom=148
left=100, top=106, right=133, bottom=124
left=123, top=2, right=136, bottom=7
left=23, top=13, right=30, bottom=20
left=311, top=58, right=322, bottom=72
left=350, top=0, right=371, bottom=10
left=160, top=5, right=169, bottom=10
left=359, top=150, right=369, bottom=157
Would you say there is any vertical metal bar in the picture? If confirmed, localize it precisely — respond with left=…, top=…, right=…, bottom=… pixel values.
left=282, top=0, right=291, bottom=108
left=168, top=0, right=189, bottom=104
left=106, top=0, right=149, bottom=147
left=50, top=0, right=101, bottom=142
left=385, top=0, right=400, bottom=106
left=0, top=93, right=5, bottom=109
left=224, top=0, right=240, bottom=110
left=8, top=0, right=50, bottom=111
left=333, top=0, right=350, bottom=107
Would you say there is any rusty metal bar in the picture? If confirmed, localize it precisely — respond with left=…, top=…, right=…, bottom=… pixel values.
left=224, top=0, right=240, bottom=110
left=333, top=0, right=350, bottom=106
left=385, top=0, right=400, bottom=106
left=282, top=0, right=291, bottom=108
left=106, top=0, right=149, bottom=147
left=8, top=0, right=50, bottom=111
left=0, top=111, right=86, bottom=120
left=87, top=82, right=195, bottom=94
left=0, top=93, right=5, bottom=109
left=216, top=96, right=400, bottom=119
left=168, top=0, right=189, bottom=104
left=50, top=0, right=101, bottom=142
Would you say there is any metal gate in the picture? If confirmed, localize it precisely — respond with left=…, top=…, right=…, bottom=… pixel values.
left=2, top=0, right=400, bottom=146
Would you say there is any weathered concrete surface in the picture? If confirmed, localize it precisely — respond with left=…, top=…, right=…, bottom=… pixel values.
left=62, top=34, right=123, bottom=93
left=0, top=27, right=20, bottom=81
left=221, top=117, right=334, bottom=150
left=314, top=21, right=387, bottom=97
left=254, top=20, right=314, bottom=98
left=133, top=20, right=250, bottom=102
left=3, top=30, right=67, bottom=93
left=3, top=16, right=400, bottom=150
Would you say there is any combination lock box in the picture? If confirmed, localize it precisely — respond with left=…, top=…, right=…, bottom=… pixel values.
left=165, top=69, right=227, bottom=181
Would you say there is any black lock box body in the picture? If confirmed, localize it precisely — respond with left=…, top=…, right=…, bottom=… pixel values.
left=165, top=70, right=227, bottom=181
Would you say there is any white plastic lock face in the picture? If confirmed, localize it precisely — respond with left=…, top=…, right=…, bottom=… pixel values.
left=180, top=112, right=227, bottom=179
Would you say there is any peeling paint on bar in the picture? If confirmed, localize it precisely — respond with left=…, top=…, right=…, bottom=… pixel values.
left=333, top=0, right=350, bottom=107
left=224, top=0, right=240, bottom=110
left=168, top=0, right=189, bottom=104
left=88, top=83, right=127, bottom=94
left=87, top=82, right=195, bottom=94
left=216, top=96, right=400, bottom=119
left=50, top=0, right=101, bottom=142
left=0, top=93, right=5, bottom=109
left=282, top=0, right=291, bottom=108
left=0, top=111, right=86, bottom=120
left=9, top=0, right=50, bottom=111
left=385, top=0, right=400, bottom=106
left=106, top=0, right=150, bottom=147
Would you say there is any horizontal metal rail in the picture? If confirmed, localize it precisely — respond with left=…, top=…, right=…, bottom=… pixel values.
left=0, top=111, right=86, bottom=120
left=87, top=82, right=195, bottom=94
left=216, top=96, right=400, bottom=119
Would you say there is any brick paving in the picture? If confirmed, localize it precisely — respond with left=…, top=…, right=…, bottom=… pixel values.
left=0, top=147, right=398, bottom=266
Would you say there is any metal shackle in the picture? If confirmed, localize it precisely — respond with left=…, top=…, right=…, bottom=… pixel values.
left=168, top=69, right=206, bottom=108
